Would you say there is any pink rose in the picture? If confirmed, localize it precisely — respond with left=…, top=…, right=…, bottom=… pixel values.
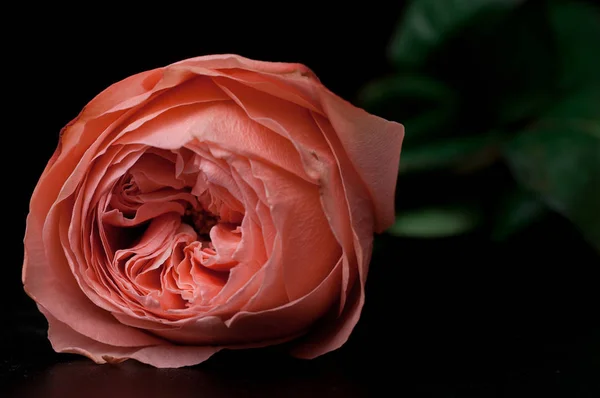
left=23, top=54, right=404, bottom=368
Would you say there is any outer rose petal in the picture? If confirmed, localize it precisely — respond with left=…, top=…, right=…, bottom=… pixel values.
left=317, top=92, right=404, bottom=232
left=40, top=306, right=218, bottom=368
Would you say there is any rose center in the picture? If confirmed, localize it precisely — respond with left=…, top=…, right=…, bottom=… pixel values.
left=182, top=206, right=220, bottom=241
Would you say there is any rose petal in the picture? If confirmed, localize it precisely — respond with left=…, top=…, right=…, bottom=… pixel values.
left=318, top=90, right=404, bottom=232
left=290, top=113, right=377, bottom=358
left=41, top=305, right=218, bottom=368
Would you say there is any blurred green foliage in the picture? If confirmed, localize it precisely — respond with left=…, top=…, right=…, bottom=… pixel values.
left=359, top=0, right=600, bottom=249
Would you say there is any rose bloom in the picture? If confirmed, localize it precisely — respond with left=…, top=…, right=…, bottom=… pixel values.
left=23, top=54, right=404, bottom=368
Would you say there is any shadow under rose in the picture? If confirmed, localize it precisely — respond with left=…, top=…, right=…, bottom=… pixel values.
left=7, top=349, right=368, bottom=398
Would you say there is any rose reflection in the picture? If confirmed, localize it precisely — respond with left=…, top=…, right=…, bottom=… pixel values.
left=13, top=353, right=366, bottom=398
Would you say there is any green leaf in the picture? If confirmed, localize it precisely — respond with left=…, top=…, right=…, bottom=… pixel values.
left=358, top=74, right=454, bottom=107
left=392, top=1, right=559, bottom=131
left=448, top=1, right=559, bottom=127
left=388, top=0, right=524, bottom=68
left=388, top=206, right=482, bottom=238
left=547, top=0, right=600, bottom=91
left=504, top=88, right=600, bottom=251
left=357, top=74, right=458, bottom=143
left=492, top=188, right=548, bottom=241
left=400, top=133, right=502, bottom=174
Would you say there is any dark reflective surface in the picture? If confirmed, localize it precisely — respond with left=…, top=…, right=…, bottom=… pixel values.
left=4, top=222, right=600, bottom=397
left=4, top=346, right=366, bottom=398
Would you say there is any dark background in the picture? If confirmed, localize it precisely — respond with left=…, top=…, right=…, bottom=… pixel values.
left=3, top=2, right=599, bottom=397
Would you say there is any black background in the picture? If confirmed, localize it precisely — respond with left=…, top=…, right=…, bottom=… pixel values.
left=3, top=4, right=600, bottom=397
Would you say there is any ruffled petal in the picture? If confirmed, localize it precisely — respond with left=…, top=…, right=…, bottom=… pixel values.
left=42, top=306, right=218, bottom=368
